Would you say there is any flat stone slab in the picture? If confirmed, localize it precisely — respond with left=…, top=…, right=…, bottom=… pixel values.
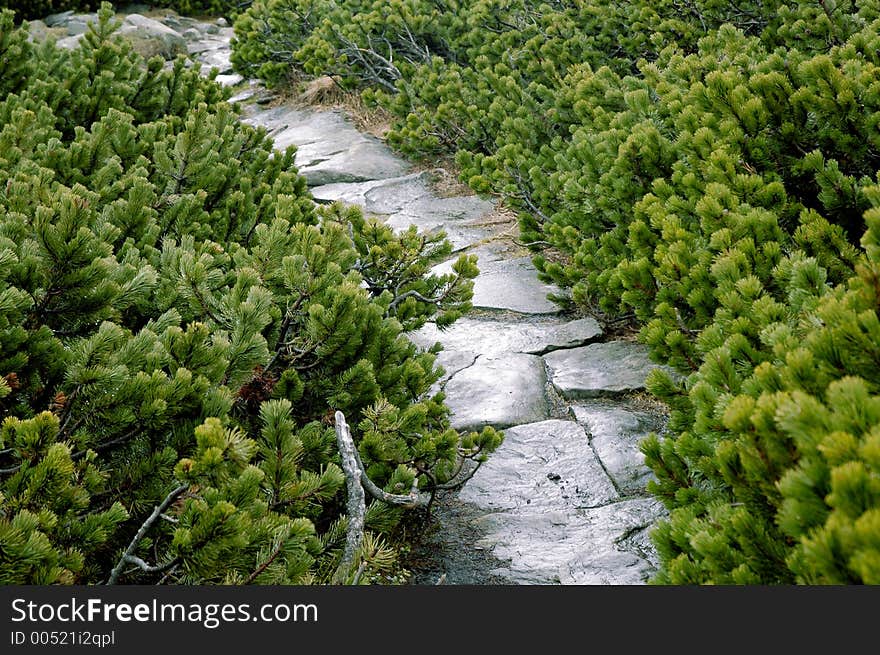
left=409, top=316, right=603, bottom=358
left=242, top=105, right=409, bottom=185
left=186, top=34, right=232, bottom=55
left=570, top=402, right=666, bottom=496
left=430, top=350, right=478, bottom=392
left=432, top=246, right=562, bottom=314
left=311, top=173, right=429, bottom=211
left=459, top=420, right=618, bottom=512
left=470, top=497, right=665, bottom=584
left=385, top=195, right=493, bottom=252
left=313, top=173, right=493, bottom=250
left=195, top=47, right=233, bottom=74
left=544, top=341, right=663, bottom=399
left=443, top=353, right=549, bottom=431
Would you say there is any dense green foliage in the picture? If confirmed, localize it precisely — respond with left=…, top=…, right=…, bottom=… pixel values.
left=0, top=0, right=95, bottom=20
left=0, top=1, right=244, bottom=21
left=231, top=0, right=880, bottom=583
left=0, top=5, right=499, bottom=585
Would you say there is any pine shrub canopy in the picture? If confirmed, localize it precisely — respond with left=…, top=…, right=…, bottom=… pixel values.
left=229, top=0, right=880, bottom=583
left=0, top=1, right=246, bottom=21
left=0, top=5, right=499, bottom=585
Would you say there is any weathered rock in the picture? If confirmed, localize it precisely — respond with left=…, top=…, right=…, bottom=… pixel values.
left=442, top=353, right=549, bottom=431
left=118, top=14, right=188, bottom=60
left=386, top=195, right=493, bottom=252
left=459, top=420, right=618, bottom=512
left=409, top=316, right=603, bottom=359
left=314, top=173, right=493, bottom=249
left=62, top=14, right=98, bottom=36
left=182, top=27, right=201, bottom=40
left=311, top=172, right=428, bottom=211
left=215, top=73, right=244, bottom=87
left=216, top=17, right=229, bottom=27
left=44, top=11, right=75, bottom=27
left=195, top=46, right=233, bottom=73
left=570, top=402, right=665, bottom=495
left=228, top=83, right=261, bottom=104
left=556, top=499, right=666, bottom=584
left=242, top=105, right=409, bottom=185
left=25, top=19, right=66, bottom=43
left=55, top=34, right=85, bottom=50
left=433, top=246, right=562, bottom=314
left=544, top=341, right=662, bottom=399
left=468, top=260, right=560, bottom=314
left=431, top=350, right=478, bottom=390
left=471, top=497, right=664, bottom=584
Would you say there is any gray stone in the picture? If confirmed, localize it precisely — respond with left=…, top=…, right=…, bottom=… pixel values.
left=24, top=20, right=63, bottom=43
left=385, top=195, right=494, bottom=252
left=216, top=17, right=229, bottom=27
left=118, top=14, right=188, bottom=60
left=556, top=499, right=666, bottom=584
left=432, top=245, right=562, bottom=314
left=55, top=34, right=85, bottom=50
left=187, top=36, right=231, bottom=55
left=459, top=420, right=618, bottom=513
left=44, top=11, right=75, bottom=27
left=313, top=173, right=493, bottom=250
left=570, top=402, right=665, bottom=495
left=311, top=172, right=433, bottom=213
left=431, top=350, right=478, bottom=389
left=228, top=84, right=260, bottom=104
left=242, top=105, right=409, bottom=185
left=182, top=27, right=201, bottom=40
left=409, top=316, right=602, bottom=359
left=469, top=497, right=664, bottom=585
left=442, top=353, right=549, bottom=431
left=205, top=23, right=220, bottom=35
left=544, top=341, right=662, bottom=399
left=196, top=47, right=233, bottom=73
left=215, top=73, right=244, bottom=88
left=63, top=14, right=98, bottom=36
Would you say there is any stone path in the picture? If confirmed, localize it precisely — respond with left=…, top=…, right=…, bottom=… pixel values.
left=35, top=6, right=672, bottom=585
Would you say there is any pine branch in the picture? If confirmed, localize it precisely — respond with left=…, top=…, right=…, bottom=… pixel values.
left=356, top=451, right=428, bottom=508
left=106, top=483, right=189, bottom=585
left=244, top=541, right=285, bottom=585
left=331, top=411, right=366, bottom=585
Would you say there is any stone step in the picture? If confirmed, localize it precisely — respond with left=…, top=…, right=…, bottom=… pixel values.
left=409, top=316, right=603, bottom=358
left=313, top=172, right=494, bottom=251
left=241, top=105, right=410, bottom=186
left=544, top=340, right=668, bottom=399
left=458, top=420, right=618, bottom=513
left=569, top=402, right=666, bottom=496
left=442, top=353, right=549, bottom=431
left=470, top=497, right=665, bottom=585
left=432, top=244, right=563, bottom=314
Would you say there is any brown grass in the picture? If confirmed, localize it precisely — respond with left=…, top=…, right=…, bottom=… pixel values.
left=291, top=76, right=393, bottom=140
left=298, top=75, right=346, bottom=106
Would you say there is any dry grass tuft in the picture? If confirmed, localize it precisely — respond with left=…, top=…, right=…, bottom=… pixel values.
left=299, top=75, right=346, bottom=106
left=290, top=76, right=393, bottom=140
